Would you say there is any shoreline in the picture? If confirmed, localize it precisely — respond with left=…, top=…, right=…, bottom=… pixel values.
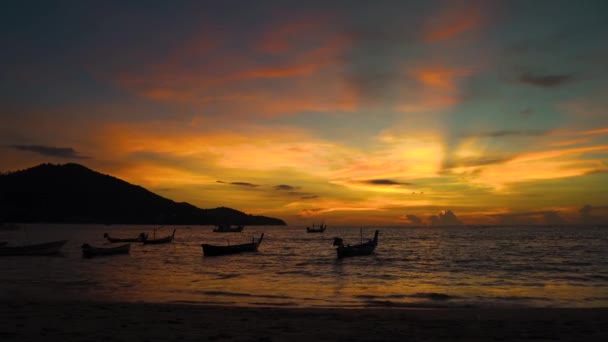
left=2, top=300, right=608, bottom=341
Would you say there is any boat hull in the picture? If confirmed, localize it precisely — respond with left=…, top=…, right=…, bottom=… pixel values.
left=0, top=240, right=68, bottom=256
left=212, top=225, right=244, bottom=233
left=334, top=230, right=379, bottom=258
left=82, top=244, right=130, bottom=258
left=202, top=234, right=263, bottom=256
left=142, top=229, right=175, bottom=244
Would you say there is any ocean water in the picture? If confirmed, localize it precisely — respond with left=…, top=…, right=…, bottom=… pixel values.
left=1, top=224, right=607, bottom=308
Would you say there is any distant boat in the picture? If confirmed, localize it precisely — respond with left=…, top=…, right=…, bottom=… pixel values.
left=103, top=232, right=148, bottom=243
left=0, top=240, right=68, bottom=256
left=201, top=233, right=264, bottom=256
left=213, top=224, right=244, bottom=233
left=306, top=223, right=327, bottom=233
left=0, top=241, right=7, bottom=247
left=81, top=243, right=130, bottom=258
left=142, top=229, right=176, bottom=244
left=333, top=230, right=379, bottom=258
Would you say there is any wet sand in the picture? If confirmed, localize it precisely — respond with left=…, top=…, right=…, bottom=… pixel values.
left=1, top=300, right=607, bottom=341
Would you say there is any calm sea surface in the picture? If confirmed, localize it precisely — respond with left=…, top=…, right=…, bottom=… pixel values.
left=1, top=224, right=607, bottom=308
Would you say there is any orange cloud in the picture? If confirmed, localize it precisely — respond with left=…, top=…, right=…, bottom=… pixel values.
left=107, top=12, right=354, bottom=118
left=583, top=128, right=608, bottom=135
left=423, top=6, right=482, bottom=43
left=255, top=13, right=334, bottom=54
left=413, top=67, right=471, bottom=90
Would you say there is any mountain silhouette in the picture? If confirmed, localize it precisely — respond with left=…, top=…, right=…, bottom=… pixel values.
left=0, top=163, right=286, bottom=225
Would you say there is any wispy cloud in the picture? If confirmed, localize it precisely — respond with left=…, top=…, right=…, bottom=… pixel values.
left=274, top=184, right=299, bottom=191
left=358, top=179, right=412, bottom=186
left=518, top=71, right=574, bottom=88
left=217, top=180, right=259, bottom=188
left=489, top=210, right=566, bottom=225
left=9, top=144, right=90, bottom=159
left=423, top=5, right=482, bottom=43
left=460, top=129, right=549, bottom=138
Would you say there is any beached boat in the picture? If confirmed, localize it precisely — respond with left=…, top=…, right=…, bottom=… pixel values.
left=213, top=224, right=244, bottom=233
left=81, top=243, right=130, bottom=258
left=201, top=233, right=264, bottom=256
left=333, top=230, right=379, bottom=258
left=0, top=240, right=68, bottom=256
left=103, top=232, right=148, bottom=243
left=142, top=229, right=176, bottom=244
left=306, top=223, right=327, bottom=233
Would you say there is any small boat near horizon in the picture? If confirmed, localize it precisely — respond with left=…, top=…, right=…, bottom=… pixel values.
left=81, top=243, right=130, bottom=258
left=103, top=232, right=148, bottom=243
left=213, top=224, right=244, bottom=233
left=306, top=223, right=327, bottom=233
left=202, top=233, right=264, bottom=256
left=333, top=230, right=379, bottom=258
left=142, top=229, right=176, bottom=245
left=0, top=240, right=68, bottom=256
left=0, top=241, right=7, bottom=247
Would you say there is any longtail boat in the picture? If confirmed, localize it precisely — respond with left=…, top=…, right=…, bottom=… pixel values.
left=142, top=229, right=176, bottom=245
left=202, top=233, right=264, bottom=256
left=306, top=223, right=327, bottom=233
left=82, top=243, right=130, bottom=258
left=212, top=224, right=244, bottom=233
left=0, top=240, right=68, bottom=256
left=333, top=230, right=379, bottom=258
left=103, top=232, right=148, bottom=243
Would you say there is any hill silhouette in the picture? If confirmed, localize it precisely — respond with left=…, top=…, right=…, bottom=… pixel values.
left=0, top=163, right=286, bottom=225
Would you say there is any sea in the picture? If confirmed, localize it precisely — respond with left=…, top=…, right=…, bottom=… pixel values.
left=1, top=224, right=607, bottom=308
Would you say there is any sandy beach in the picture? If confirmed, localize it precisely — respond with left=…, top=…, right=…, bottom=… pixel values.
left=1, top=301, right=607, bottom=341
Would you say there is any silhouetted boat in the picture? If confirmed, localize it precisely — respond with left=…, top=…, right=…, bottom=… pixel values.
left=213, top=224, right=244, bottom=233
left=306, top=223, right=327, bottom=233
left=103, top=232, right=148, bottom=243
left=201, top=233, right=264, bottom=256
left=0, top=241, right=7, bottom=247
left=142, top=229, right=176, bottom=244
left=0, top=240, right=68, bottom=256
left=333, top=230, right=379, bottom=258
left=81, top=243, right=130, bottom=258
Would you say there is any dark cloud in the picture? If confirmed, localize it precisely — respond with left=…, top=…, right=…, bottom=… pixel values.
left=230, top=182, right=258, bottom=187
left=10, top=144, right=90, bottom=159
left=274, top=184, right=299, bottom=191
left=519, top=108, right=534, bottom=117
left=518, top=71, right=574, bottom=88
left=216, top=180, right=258, bottom=187
left=580, top=205, right=608, bottom=224
left=300, top=195, right=319, bottom=200
left=460, top=129, right=548, bottom=138
left=405, top=214, right=422, bottom=225
left=429, top=210, right=462, bottom=226
left=359, top=179, right=411, bottom=186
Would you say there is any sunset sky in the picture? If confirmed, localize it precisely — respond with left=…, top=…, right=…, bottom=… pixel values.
left=1, top=1, right=608, bottom=225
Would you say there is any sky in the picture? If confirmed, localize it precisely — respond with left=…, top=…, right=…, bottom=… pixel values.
left=1, top=0, right=608, bottom=226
